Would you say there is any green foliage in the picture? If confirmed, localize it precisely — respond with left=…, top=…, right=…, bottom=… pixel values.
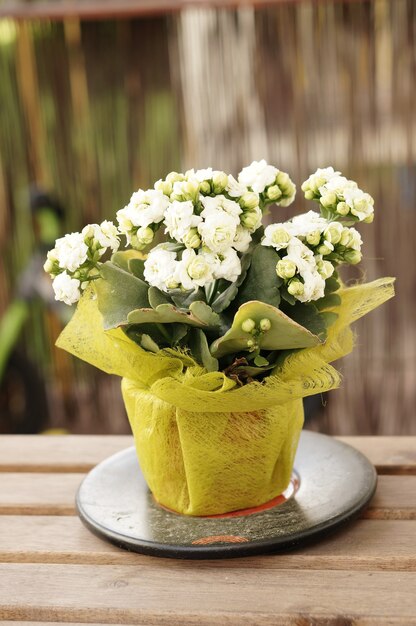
left=234, top=245, right=282, bottom=308
left=211, top=300, right=321, bottom=359
left=127, top=300, right=221, bottom=329
left=188, top=328, right=219, bottom=372
left=95, top=262, right=150, bottom=330
left=210, top=252, right=252, bottom=313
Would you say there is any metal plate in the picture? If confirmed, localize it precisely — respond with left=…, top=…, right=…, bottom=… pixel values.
left=76, top=431, right=377, bottom=559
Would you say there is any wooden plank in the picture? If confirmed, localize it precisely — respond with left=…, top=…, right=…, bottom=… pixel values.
left=0, top=436, right=133, bottom=473
left=0, top=516, right=415, bottom=572
left=337, top=436, right=416, bottom=475
left=0, top=563, right=415, bottom=624
left=1, top=472, right=415, bottom=518
left=0, top=473, right=82, bottom=515
left=1, top=435, right=416, bottom=474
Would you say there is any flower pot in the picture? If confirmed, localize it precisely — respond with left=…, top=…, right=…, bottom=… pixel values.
left=122, top=378, right=304, bottom=516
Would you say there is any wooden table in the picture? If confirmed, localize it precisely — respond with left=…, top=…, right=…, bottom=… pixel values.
left=0, top=434, right=415, bottom=625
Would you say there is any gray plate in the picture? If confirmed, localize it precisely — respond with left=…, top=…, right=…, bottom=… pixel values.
left=76, top=430, right=377, bottom=559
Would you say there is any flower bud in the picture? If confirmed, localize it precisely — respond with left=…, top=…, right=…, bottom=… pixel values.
left=199, top=181, right=211, bottom=195
left=316, top=243, right=332, bottom=256
left=247, top=338, right=257, bottom=349
left=43, top=258, right=55, bottom=274
left=287, top=279, right=304, bottom=297
left=239, top=192, right=259, bottom=211
left=276, top=259, right=297, bottom=279
left=132, top=226, right=154, bottom=250
left=324, top=222, right=343, bottom=245
left=306, top=230, right=321, bottom=246
left=317, top=259, right=335, bottom=280
left=336, top=201, right=350, bottom=216
left=301, top=181, right=309, bottom=192
left=154, top=179, right=172, bottom=196
left=259, top=318, right=271, bottom=332
left=212, top=171, right=228, bottom=194
left=166, top=171, right=185, bottom=185
left=242, top=318, right=256, bottom=333
left=340, top=227, right=353, bottom=247
left=363, top=213, right=374, bottom=224
left=304, top=189, right=315, bottom=200
left=182, top=228, right=201, bottom=249
left=343, top=250, right=362, bottom=265
left=266, top=185, right=282, bottom=201
left=320, top=191, right=337, bottom=209
left=276, top=171, right=290, bottom=188
left=240, top=209, right=261, bottom=231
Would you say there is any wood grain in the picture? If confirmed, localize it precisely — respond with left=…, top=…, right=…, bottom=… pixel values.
left=1, top=435, right=415, bottom=473
left=0, top=563, right=415, bottom=625
left=0, top=516, right=415, bottom=571
left=1, top=472, right=415, bottom=518
left=0, top=436, right=133, bottom=473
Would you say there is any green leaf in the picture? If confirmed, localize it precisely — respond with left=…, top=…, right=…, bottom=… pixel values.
left=127, top=300, right=222, bottom=329
left=148, top=286, right=172, bottom=309
left=128, top=258, right=146, bottom=281
left=210, top=252, right=252, bottom=313
left=188, top=328, right=219, bottom=372
left=281, top=302, right=328, bottom=342
left=95, top=262, right=150, bottom=330
left=234, top=245, right=282, bottom=308
left=315, top=293, right=342, bottom=311
left=111, top=250, right=145, bottom=272
left=211, top=300, right=321, bottom=358
left=254, top=355, right=269, bottom=367
left=170, top=287, right=206, bottom=309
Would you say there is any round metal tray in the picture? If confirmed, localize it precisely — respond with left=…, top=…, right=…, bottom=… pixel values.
left=76, top=430, right=376, bottom=559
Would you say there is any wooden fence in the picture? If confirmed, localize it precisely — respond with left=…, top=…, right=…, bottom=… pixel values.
left=0, top=0, right=414, bottom=434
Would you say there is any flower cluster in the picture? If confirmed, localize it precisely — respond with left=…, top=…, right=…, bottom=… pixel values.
left=45, top=163, right=374, bottom=309
left=125, top=162, right=296, bottom=293
left=301, top=167, right=374, bottom=223
left=44, top=221, right=119, bottom=305
left=262, top=210, right=363, bottom=303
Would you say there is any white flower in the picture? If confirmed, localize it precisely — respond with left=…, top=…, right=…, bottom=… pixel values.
left=119, top=189, right=169, bottom=230
left=54, top=232, right=88, bottom=272
left=343, top=187, right=374, bottom=221
left=95, top=220, right=120, bottom=252
left=233, top=225, right=252, bottom=253
left=82, top=221, right=120, bottom=255
left=262, top=223, right=292, bottom=251
left=143, top=247, right=179, bottom=292
left=226, top=174, right=247, bottom=198
left=284, top=237, right=325, bottom=303
left=189, top=167, right=213, bottom=182
left=211, top=248, right=242, bottom=283
left=238, top=159, right=278, bottom=193
left=198, top=207, right=239, bottom=254
left=319, top=175, right=355, bottom=197
left=174, top=249, right=214, bottom=290
left=289, top=211, right=328, bottom=237
left=340, top=226, right=363, bottom=251
left=200, top=195, right=242, bottom=221
left=52, top=271, right=81, bottom=305
left=301, top=167, right=341, bottom=194
left=164, top=200, right=202, bottom=242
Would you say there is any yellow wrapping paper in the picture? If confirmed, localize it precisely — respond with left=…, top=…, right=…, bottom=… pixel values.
left=57, top=277, right=394, bottom=515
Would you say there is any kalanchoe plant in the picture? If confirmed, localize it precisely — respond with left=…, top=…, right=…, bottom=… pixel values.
left=44, top=161, right=375, bottom=384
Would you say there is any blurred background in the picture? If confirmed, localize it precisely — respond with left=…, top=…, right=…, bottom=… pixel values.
left=0, top=0, right=414, bottom=436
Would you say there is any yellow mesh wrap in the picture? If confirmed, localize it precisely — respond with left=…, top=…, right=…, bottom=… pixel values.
left=57, top=277, right=394, bottom=515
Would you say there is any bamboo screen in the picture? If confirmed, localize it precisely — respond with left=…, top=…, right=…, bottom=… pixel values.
left=0, top=0, right=414, bottom=434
